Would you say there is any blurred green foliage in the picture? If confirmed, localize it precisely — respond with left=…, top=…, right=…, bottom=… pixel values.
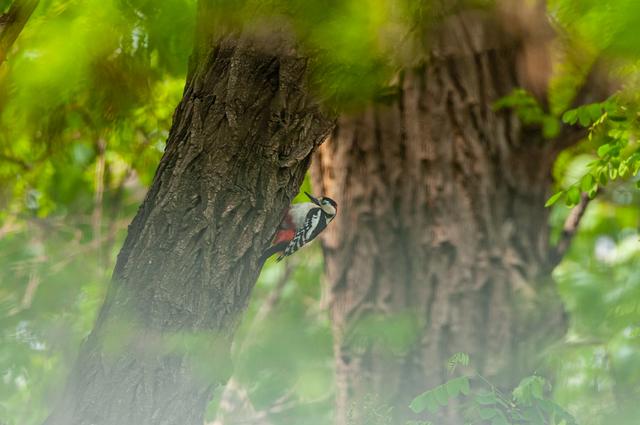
left=549, top=197, right=640, bottom=425
left=546, top=96, right=640, bottom=207
left=494, top=89, right=561, bottom=138
left=218, top=252, right=333, bottom=425
left=409, top=362, right=577, bottom=425
left=197, top=0, right=415, bottom=108
left=0, top=0, right=194, bottom=422
left=1, top=0, right=640, bottom=425
left=544, top=2, right=640, bottom=414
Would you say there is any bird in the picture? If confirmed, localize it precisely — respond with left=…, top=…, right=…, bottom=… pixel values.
left=260, top=191, right=337, bottom=264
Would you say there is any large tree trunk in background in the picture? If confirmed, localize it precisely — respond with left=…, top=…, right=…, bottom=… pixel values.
left=312, top=9, right=567, bottom=425
left=44, top=28, right=333, bottom=425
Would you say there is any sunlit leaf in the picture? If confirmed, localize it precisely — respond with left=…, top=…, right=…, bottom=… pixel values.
left=545, top=191, right=564, bottom=207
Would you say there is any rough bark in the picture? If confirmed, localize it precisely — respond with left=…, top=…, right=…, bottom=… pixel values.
left=312, top=9, right=569, bottom=424
left=0, top=0, right=39, bottom=65
left=43, top=30, right=333, bottom=425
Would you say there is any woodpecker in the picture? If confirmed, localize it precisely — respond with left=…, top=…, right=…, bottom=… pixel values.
left=260, top=192, right=337, bottom=263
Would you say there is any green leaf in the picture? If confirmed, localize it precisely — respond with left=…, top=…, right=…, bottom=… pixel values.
left=409, top=391, right=430, bottom=413
left=632, top=158, right=640, bottom=176
left=586, top=103, right=602, bottom=121
left=566, top=186, right=581, bottom=206
left=619, top=162, right=629, bottom=178
left=410, top=390, right=440, bottom=414
left=603, top=98, right=618, bottom=114
left=531, top=382, right=544, bottom=400
left=545, top=191, right=564, bottom=207
left=513, top=376, right=546, bottom=405
left=561, top=109, right=578, bottom=125
left=580, top=174, right=595, bottom=193
left=426, top=395, right=440, bottom=413
left=444, top=376, right=471, bottom=399
left=445, top=377, right=461, bottom=397
left=476, top=392, right=499, bottom=405
left=409, top=392, right=427, bottom=413
left=578, top=107, right=592, bottom=127
left=447, top=352, right=470, bottom=374
left=597, top=143, right=612, bottom=157
left=598, top=170, right=608, bottom=186
left=460, top=376, right=471, bottom=395
left=434, top=385, right=450, bottom=406
left=478, top=407, right=498, bottom=420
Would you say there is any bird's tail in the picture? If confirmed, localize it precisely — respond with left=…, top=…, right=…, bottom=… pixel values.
left=258, top=241, right=289, bottom=267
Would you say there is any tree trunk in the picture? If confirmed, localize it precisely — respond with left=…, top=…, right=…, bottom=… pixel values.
left=312, top=9, right=567, bottom=425
left=44, top=28, right=333, bottom=425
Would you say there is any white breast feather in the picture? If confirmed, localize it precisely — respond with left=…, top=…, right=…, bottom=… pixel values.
left=289, top=202, right=316, bottom=228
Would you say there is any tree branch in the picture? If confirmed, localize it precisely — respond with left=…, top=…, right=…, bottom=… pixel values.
left=0, top=152, right=32, bottom=169
left=7, top=270, right=40, bottom=316
left=550, top=192, right=591, bottom=265
left=0, top=0, right=39, bottom=65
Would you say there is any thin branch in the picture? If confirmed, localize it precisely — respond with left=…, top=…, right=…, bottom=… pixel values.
left=0, top=0, right=39, bottom=65
left=550, top=192, right=591, bottom=265
left=0, top=152, right=32, bottom=170
left=7, top=270, right=40, bottom=316
left=92, top=137, right=106, bottom=266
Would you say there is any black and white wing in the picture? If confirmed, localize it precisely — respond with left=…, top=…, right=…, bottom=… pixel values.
left=277, top=208, right=326, bottom=261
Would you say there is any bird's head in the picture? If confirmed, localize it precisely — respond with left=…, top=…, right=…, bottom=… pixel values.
left=305, top=192, right=337, bottom=218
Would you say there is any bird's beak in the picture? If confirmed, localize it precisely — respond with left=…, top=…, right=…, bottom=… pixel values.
left=305, top=191, right=320, bottom=205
